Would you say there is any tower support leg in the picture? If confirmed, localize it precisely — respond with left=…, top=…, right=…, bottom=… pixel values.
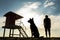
left=3, top=28, right=6, bottom=37
left=12, top=29, right=14, bottom=37
left=9, top=29, right=11, bottom=37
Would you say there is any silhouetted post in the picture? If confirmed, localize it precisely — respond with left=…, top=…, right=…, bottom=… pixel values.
left=12, top=29, right=14, bottom=37
left=44, top=15, right=51, bottom=37
left=3, top=28, right=6, bottom=37
left=9, top=29, right=11, bottom=37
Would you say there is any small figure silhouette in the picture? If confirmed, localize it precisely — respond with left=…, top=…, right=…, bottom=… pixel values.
left=28, top=18, right=39, bottom=38
left=44, top=15, right=51, bottom=37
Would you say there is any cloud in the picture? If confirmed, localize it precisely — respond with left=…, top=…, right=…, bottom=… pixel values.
left=44, top=2, right=55, bottom=7
left=24, top=2, right=41, bottom=9
left=44, top=0, right=55, bottom=8
left=49, top=15, right=60, bottom=37
left=0, top=17, right=6, bottom=27
left=17, top=2, right=41, bottom=18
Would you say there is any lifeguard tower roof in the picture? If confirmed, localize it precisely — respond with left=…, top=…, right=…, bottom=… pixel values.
left=4, top=11, right=23, bottom=20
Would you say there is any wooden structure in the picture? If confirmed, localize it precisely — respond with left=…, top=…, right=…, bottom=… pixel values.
left=2, top=11, right=28, bottom=37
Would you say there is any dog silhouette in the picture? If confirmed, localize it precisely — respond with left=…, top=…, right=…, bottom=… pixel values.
left=28, top=18, right=39, bottom=38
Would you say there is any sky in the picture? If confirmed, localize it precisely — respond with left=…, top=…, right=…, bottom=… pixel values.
left=0, top=0, right=60, bottom=37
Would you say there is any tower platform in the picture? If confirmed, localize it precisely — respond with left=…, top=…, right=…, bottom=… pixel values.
left=2, top=25, right=22, bottom=29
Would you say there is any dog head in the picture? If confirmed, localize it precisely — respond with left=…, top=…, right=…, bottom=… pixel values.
left=28, top=18, right=34, bottom=24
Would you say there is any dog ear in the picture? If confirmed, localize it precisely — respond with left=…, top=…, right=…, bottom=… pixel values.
left=32, top=18, right=33, bottom=20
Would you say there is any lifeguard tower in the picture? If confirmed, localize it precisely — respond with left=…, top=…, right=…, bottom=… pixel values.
left=2, top=11, right=28, bottom=37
